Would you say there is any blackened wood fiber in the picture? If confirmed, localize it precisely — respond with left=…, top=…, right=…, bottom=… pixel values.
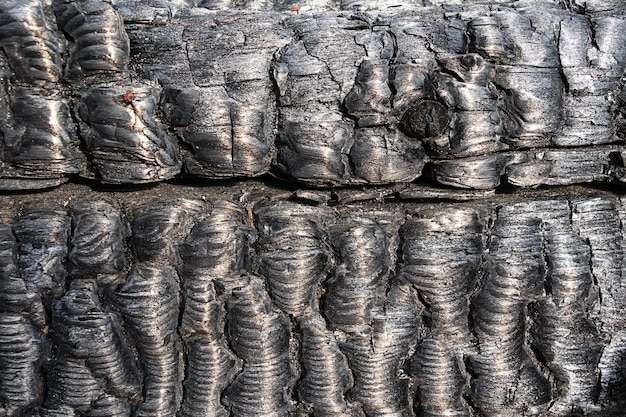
left=0, top=0, right=626, bottom=190
left=2, top=1, right=626, bottom=417
left=0, top=184, right=624, bottom=416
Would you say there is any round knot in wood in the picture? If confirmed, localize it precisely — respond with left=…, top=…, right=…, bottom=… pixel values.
left=399, top=100, right=448, bottom=140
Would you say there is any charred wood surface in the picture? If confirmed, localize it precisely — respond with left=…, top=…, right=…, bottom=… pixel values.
left=0, top=183, right=624, bottom=416
left=0, top=1, right=625, bottom=190
left=2, top=1, right=626, bottom=416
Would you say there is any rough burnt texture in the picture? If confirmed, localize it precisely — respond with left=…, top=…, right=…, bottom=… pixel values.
left=2, top=1, right=626, bottom=417
left=0, top=184, right=623, bottom=416
left=0, top=0, right=625, bottom=189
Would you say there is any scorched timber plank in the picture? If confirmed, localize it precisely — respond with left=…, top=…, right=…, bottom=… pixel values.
left=0, top=183, right=625, bottom=416
left=1, top=0, right=626, bottom=190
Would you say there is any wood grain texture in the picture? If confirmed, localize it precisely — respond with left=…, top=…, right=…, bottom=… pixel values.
left=1, top=1, right=626, bottom=416
left=0, top=0, right=626, bottom=190
left=0, top=183, right=624, bottom=416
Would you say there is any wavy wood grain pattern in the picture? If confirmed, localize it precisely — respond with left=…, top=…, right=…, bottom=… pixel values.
left=0, top=184, right=624, bottom=416
left=0, top=0, right=625, bottom=190
left=2, top=1, right=626, bottom=416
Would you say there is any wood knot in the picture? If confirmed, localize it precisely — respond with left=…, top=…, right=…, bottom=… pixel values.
left=461, top=53, right=483, bottom=70
left=399, top=100, right=448, bottom=139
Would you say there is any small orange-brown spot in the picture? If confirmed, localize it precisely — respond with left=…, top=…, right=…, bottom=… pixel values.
left=123, top=89, right=135, bottom=103
left=290, top=5, right=301, bottom=12
left=247, top=207, right=255, bottom=228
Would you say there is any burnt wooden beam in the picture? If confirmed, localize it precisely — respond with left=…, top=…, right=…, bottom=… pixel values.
left=0, top=183, right=624, bottom=416
left=2, top=1, right=626, bottom=417
left=1, top=0, right=626, bottom=190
